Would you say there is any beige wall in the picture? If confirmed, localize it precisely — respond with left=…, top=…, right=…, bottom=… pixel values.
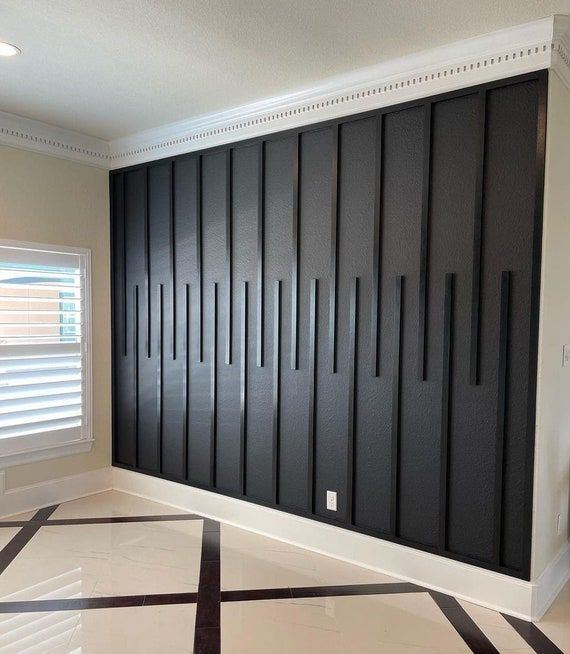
left=0, top=145, right=111, bottom=490
left=532, top=71, right=570, bottom=578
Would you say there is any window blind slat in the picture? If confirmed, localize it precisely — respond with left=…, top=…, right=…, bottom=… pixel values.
left=1, top=418, right=81, bottom=439
left=0, top=393, right=82, bottom=414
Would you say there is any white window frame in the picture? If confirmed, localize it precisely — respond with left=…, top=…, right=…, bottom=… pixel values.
left=0, top=239, right=93, bottom=467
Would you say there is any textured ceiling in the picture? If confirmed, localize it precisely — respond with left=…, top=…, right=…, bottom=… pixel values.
left=1, top=0, right=570, bottom=140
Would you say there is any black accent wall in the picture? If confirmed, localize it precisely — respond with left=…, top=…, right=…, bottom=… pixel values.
left=111, top=71, right=547, bottom=579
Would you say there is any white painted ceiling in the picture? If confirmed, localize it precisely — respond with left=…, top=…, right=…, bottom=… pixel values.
left=1, top=0, right=570, bottom=140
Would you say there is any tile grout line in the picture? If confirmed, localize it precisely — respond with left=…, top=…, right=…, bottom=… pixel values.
left=193, top=518, right=221, bottom=654
left=0, top=513, right=204, bottom=528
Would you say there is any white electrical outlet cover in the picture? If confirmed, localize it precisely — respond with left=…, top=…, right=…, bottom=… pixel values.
left=326, top=491, right=337, bottom=511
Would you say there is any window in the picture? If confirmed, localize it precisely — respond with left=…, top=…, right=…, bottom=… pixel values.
left=0, top=241, right=92, bottom=466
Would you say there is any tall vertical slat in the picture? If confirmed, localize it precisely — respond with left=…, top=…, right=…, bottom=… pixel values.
left=183, top=283, right=190, bottom=481
left=196, top=156, right=204, bottom=363
left=469, top=90, right=487, bottom=385
left=119, top=173, right=127, bottom=356
left=226, top=149, right=233, bottom=365
left=272, top=280, right=281, bottom=505
left=347, top=277, right=359, bottom=525
left=170, top=161, right=177, bottom=360
left=439, top=273, right=454, bottom=550
left=391, top=275, right=403, bottom=536
left=370, top=115, right=383, bottom=376
left=329, top=124, right=340, bottom=374
left=210, top=282, right=218, bottom=488
left=133, top=284, right=140, bottom=469
left=417, top=104, right=432, bottom=381
left=494, top=270, right=510, bottom=564
left=307, top=278, right=318, bottom=514
left=291, top=133, right=300, bottom=370
left=145, top=168, right=151, bottom=358
left=156, top=284, right=163, bottom=473
left=256, top=141, right=265, bottom=368
left=240, top=281, right=248, bottom=496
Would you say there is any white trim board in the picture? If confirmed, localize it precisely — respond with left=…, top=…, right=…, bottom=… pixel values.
left=0, top=467, right=112, bottom=519
left=113, top=467, right=569, bottom=621
left=1, top=15, right=569, bottom=170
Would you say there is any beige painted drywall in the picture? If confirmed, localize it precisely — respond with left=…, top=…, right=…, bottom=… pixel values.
left=532, top=71, right=570, bottom=579
left=0, top=145, right=111, bottom=490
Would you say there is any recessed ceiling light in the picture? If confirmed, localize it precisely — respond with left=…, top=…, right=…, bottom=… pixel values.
left=0, top=42, right=21, bottom=57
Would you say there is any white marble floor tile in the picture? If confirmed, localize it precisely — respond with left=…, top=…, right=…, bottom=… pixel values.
left=0, top=604, right=196, bottom=653
left=222, top=593, right=471, bottom=654
left=221, top=523, right=397, bottom=590
left=0, top=520, right=203, bottom=601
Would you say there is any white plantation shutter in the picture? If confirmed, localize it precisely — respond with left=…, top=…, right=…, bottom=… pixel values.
left=0, top=242, right=92, bottom=463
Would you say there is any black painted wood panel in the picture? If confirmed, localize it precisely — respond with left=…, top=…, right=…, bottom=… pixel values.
left=111, top=71, right=547, bottom=579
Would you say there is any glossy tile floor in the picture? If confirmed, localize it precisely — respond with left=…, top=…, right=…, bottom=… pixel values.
left=0, top=491, right=567, bottom=653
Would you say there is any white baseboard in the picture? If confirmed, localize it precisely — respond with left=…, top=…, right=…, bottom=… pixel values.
left=532, top=543, right=570, bottom=620
left=113, top=467, right=549, bottom=620
left=0, top=467, right=112, bottom=519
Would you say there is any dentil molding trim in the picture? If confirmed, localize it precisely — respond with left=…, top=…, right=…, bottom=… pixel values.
left=1, top=15, right=569, bottom=170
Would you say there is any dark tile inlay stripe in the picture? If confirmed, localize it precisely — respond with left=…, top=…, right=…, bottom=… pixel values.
left=430, top=591, right=499, bottom=654
left=221, top=587, right=293, bottom=603
left=194, top=518, right=221, bottom=654
left=0, top=513, right=204, bottom=528
left=290, top=582, right=422, bottom=599
left=0, top=592, right=198, bottom=614
left=0, top=505, right=59, bottom=576
left=502, top=613, right=564, bottom=654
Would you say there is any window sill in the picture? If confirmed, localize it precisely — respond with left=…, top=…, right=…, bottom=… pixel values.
left=0, top=438, right=94, bottom=469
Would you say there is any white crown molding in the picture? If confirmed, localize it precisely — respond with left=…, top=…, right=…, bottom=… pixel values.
left=1, top=16, right=569, bottom=170
left=108, top=14, right=570, bottom=169
left=0, top=110, right=109, bottom=168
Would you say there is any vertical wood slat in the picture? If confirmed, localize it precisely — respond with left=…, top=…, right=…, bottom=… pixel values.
left=256, top=141, right=265, bottom=368
left=272, top=280, right=281, bottom=505
left=210, top=282, right=218, bottom=488
left=391, top=275, right=403, bottom=536
left=183, top=283, right=190, bottom=481
left=240, top=281, right=248, bottom=496
left=119, top=173, right=128, bottom=356
left=347, top=277, right=359, bottom=525
left=145, top=168, right=151, bottom=358
left=133, top=284, right=140, bottom=469
left=494, top=270, right=510, bottom=564
left=226, top=149, right=233, bottom=365
left=417, top=103, right=432, bottom=381
left=439, top=273, right=454, bottom=551
left=469, top=90, right=487, bottom=385
left=170, top=161, right=177, bottom=360
left=370, top=115, right=383, bottom=376
left=196, top=156, right=204, bottom=363
left=156, top=284, right=163, bottom=473
left=291, top=133, right=300, bottom=370
left=307, top=278, right=318, bottom=514
left=329, top=124, right=340, bottom=374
